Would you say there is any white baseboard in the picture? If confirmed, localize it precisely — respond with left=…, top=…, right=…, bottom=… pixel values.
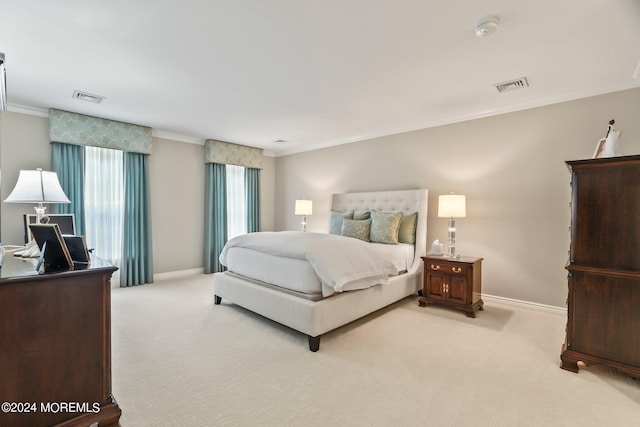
left=135, top=271, right=567, bottom=315
left=153, top=268, right=205, bottom=281
left=482, top=293, right=567, bottom=314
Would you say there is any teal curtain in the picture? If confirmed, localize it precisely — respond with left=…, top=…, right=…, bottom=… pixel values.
left=245, top=167, right=260, bottom=233
left=204, top=163, right=227, bottom=274
left=120, top=152, right=153, bottom=287
left=50, top=142, right=86, bottom=235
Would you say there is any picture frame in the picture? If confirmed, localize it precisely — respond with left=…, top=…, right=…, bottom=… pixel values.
left=63, top=235, right=90, bottom=264
left=28, top=224, right=74, bottom=271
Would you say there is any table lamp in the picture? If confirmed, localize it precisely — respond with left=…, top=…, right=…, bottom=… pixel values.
left=4, top=168, right=71, bottom=224
left=438, top=194, right=466, bottom=259
left=294, top=199, right=313, bottom=232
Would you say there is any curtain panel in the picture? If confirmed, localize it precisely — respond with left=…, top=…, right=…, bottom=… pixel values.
left=51, top=142, right=86, bottom=234
left=204, top=139, right=263, bottom=168
left=245, top=167, right=260, bottom=233
left=204, top=163, right=227, bottom=274
left=120, top=152, right=154, bottom=287
left=49, top=109, right=152, bottom=154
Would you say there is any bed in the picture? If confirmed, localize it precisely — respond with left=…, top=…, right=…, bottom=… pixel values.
left=213, top=189, right=428, bottom=351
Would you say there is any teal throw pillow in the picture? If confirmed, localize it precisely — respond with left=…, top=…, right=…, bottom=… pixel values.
left=329, top=210, right=353, bottom=235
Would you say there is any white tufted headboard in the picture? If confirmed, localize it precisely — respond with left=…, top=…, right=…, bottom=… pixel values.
left=331, top=189, right=428, bottom=273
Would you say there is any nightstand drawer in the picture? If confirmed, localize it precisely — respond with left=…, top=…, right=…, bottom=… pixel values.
left=427, top=262, right=468, bottom=275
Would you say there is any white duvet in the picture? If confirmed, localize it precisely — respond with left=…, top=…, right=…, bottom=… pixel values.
left=219, top=231, right=400, bottom=296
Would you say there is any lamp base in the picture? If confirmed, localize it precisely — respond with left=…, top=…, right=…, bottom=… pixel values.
left=35, top=204, right=48, bottom=224
left=447, top=217, right=459, bottom=259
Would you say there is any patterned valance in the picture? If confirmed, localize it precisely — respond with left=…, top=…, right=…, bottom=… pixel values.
left=49, top=109, right=152, bottom=155
left=205, top=139, right=263, bottom=169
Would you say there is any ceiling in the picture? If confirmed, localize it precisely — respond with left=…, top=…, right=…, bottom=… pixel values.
left=2, top=1, right=640, bottom=156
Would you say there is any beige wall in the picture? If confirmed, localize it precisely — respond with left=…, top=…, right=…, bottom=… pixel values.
left=149, top=138, right=275, bottom=273
left=275, top=88, right=640, bottom=308
left=0, top=111, right=276, bottom=275
left=149, top=137, right=205, bottom=273
left=0, top=111, right=51, bottom=245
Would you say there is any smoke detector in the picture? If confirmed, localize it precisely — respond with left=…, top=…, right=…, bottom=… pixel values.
left=474, top=16, right=499, bottom=37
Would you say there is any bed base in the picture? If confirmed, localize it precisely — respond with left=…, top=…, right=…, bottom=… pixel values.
left=214, top=188, right=428, bottom=351
left=215, top=292, right=322, bottom=351
left=213, top=269, right=422, bottom=351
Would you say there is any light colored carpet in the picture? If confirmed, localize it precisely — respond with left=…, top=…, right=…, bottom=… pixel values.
left=111, top=274, right=640, bottom=427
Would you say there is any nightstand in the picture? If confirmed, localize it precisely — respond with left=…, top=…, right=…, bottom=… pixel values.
left=418, top=255, right=484, bottom=318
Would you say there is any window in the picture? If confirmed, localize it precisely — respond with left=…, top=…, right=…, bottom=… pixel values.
left=226, top=164, right=246, bottom=239
left=84, top=146, right=124, bottom=266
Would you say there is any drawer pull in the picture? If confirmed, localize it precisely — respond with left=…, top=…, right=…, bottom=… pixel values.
left=431, top=264, right=440, bottom=271
left=452, top=267, right=462, bottom=273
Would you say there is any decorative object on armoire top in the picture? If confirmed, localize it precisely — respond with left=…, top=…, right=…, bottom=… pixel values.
left=438, top=194, right=466, bottom=259
left=295, top=199, right=313, bottom=232
left=593, top=119, right=623, bottom=158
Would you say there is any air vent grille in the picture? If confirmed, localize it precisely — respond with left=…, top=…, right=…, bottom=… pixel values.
left=72, top=90, right=105, bottom=104
left=494, top=77, right=529, bottom=93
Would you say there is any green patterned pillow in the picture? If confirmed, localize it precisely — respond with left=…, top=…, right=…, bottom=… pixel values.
left=369, top=211, right=403, bottom=244
left=329, top=210, right=353, bottom=235
left=398, top=212, right=417, bottom=244
left=341, top=218, right=371, bottom=242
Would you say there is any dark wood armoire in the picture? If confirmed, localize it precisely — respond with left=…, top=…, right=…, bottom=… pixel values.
left=561, top=155, right=640, bottom=378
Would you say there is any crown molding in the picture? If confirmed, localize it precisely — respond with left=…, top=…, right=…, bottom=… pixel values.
left=151, top=129, right=205, bottom=145
left=6, top=103, right=49, bottom=117
left=273, top=82, right=640, bottom=157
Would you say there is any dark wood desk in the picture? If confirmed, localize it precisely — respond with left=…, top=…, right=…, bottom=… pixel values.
left=0, top=254, right=121, bottom=427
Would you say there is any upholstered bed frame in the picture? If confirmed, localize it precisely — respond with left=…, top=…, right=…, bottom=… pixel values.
left=213, top=189, right=428, bottom=351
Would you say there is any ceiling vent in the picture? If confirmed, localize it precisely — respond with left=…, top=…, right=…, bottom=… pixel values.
left=494, top=77, right=529, bottom=93
left=72, top=90, right=105, bottom=104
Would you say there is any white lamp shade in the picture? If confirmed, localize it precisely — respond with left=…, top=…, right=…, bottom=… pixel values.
left=4, top=169, right=71, bottom=204
left=295, top=199, right=313, bottom=216
left=438, top=194, right=466, bottom=218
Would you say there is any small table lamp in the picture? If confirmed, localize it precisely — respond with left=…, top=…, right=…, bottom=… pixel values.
left=438, top=194, right=466, bottom=259
left=295, top=199, right=313, bottom=232
left=4, top=168, right=71, bottom=224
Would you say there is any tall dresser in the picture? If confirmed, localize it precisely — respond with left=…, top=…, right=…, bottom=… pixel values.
left=561, top=155, right=640, bottom=377
left=0, top=255, right=121, bottom=427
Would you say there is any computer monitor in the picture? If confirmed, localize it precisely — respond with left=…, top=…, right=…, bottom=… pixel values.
left=24, top=213, right=76, bottom=243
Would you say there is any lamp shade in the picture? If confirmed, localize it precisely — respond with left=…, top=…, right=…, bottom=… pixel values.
left=4, top=169, right=71, bottom=204
left=294, top=199, right=313, bottom=216
left=438, top=194, right=466, bottom=218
